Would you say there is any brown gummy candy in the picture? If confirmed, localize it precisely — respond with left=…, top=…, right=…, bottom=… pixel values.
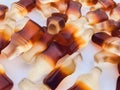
left=86, top=9, right=108, bottom=25
left=66, top=0, right=82, bottom=19
left=47, top=14, right=67, bottom=35
left=17, top=20, right=41, bottom=41
left=98, top=0, right=116, bottom=10
left=112, top=29, right=120, bottom=38
left=92, top=32, right=111, bottom=46
left=42, top=42, right=68, bottom=64
left=0, top=73, right=13, bottom=90
left=16, top=0, right=36, bottom=12
left=43, top=68, right=68, bottom=90
left=0, top=4, right=8, bottom=20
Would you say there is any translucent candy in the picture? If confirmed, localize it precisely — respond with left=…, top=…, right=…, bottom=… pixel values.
left=19, top=78, right=49, bottom=90
left=43, top=52, right=82, bottom=90
left=51, top=0, right=68, bottom=13
left=26, top=49, right=81, bottom=82
left=0, top=64, right=13, bottom=90
left=6, top=0, right=35, bottom=20
left=0, top=0, right=36, bottom=52
left=98, top=0, right=116, bottom=11
left=0, top=4, right=8, bottom=21
left=92, top=32, right=120, bottom=56
left=22, top=27, right=54, bottom=63
left=47, top=13, right=67, bottom=35
left=68, top=67, right=102, bottom=90
left=94, top=19, right=120, bottom=33
left=94, top=50, right=120, bottom=64
left=66, top=0, right=82, bottom=21
left=1, top=20, right=41, bottom=60
left=86, top=9, right=108, bottom=25
left=110, top=3, right=120, bottom=21
left=36, top=3, right=59, bottom=18
left=27, top=54, right=54, bottom=82
left=116, top=76, right=120, bottom=90
left=16, top=0, right=36, bottom=12
left=26, top=42, right=68, bottom=82
left=112, top=29, right=120, bottom=38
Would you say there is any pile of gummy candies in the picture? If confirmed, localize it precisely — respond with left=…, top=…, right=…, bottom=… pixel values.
left=0, top=0, right=120, bottom=90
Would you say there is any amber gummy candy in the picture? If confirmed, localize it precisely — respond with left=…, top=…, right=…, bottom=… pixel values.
left=0, top=4, right=8, bottom=20
left=16, top=0, right=36, bottom=12
left=98, top=0, right=116, bottom=11
left=1, top=20, right=41, bottom=60
left=22, top=27, right=54, bottom=63
left=110, top=3, right=120, bottom=21
left=47, top=13, right=67, bottom=35
left=43, top=52, right=81, bottom=90
left=68, top=67, right=102, bottom=90
left=42, top=42, right=68, bottom=64
left=92, top=32, right=111, bottom=46
left=116, top=76, right=120, bottom=90
left=66, top=0, right=82, bottom=20
left=94, top=20, right=120, bottom=33
left=112, top=29, right=120, bottom=38
left=0, top=65, right=13, bottom=90
left=27, top=42, right=68, bottom=82
left=92, top=32, right=120, bottom=56
left=86, top=9, right=108, bottom=25
left=94, top=50, right=120, bottom=64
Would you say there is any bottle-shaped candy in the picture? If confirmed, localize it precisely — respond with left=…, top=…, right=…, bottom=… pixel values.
left=43, top=51, right=82, bottom=90
left=36, top=0, right=59, bottom=18
left=90, top=0, right=116, bottom=11
left=55, top=16, right=94, bottom=49
left=86, top=9, right=108, bottom=25
left=27, top=42, right=69, bottom=82
left=0, top=4, right=8, bottom=21
left=66, top=0, right=82, bottom=21
left=47, top=13, right=67, bottom=35
left=22, top=16, right=93, bottom=82
left=1, top=20, right=41, bottom=60
left=110, top=3, right=120, bottom=21
left=6, top=0, right=36, bottom=21
left=94, top=50, right=120, bottom=64
left=50, top=0, right=68, bottom=13
left=94, top=19, right=120, bottom=33
left=22, top=16, right=93, bottom=63
left=22, top=27, right=54, bottom=63
left=92, top=32, right=120, bottom=56
left=116, top=76, right=120, bottom=90
left=98, top=0, right=116, bottom=11
left=0, top=0, right=36, bottom=52
left=68, top=67, right=102, bottom=90
left=0, top=64, right=13, bottom=90
left=19, top=78, right=49, bottom=90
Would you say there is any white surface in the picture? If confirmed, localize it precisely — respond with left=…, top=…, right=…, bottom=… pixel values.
left=0, top=0, right=119, bottom=90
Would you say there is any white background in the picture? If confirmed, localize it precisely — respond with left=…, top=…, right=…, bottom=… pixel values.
left=0, top=0, right=119, bottom=90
